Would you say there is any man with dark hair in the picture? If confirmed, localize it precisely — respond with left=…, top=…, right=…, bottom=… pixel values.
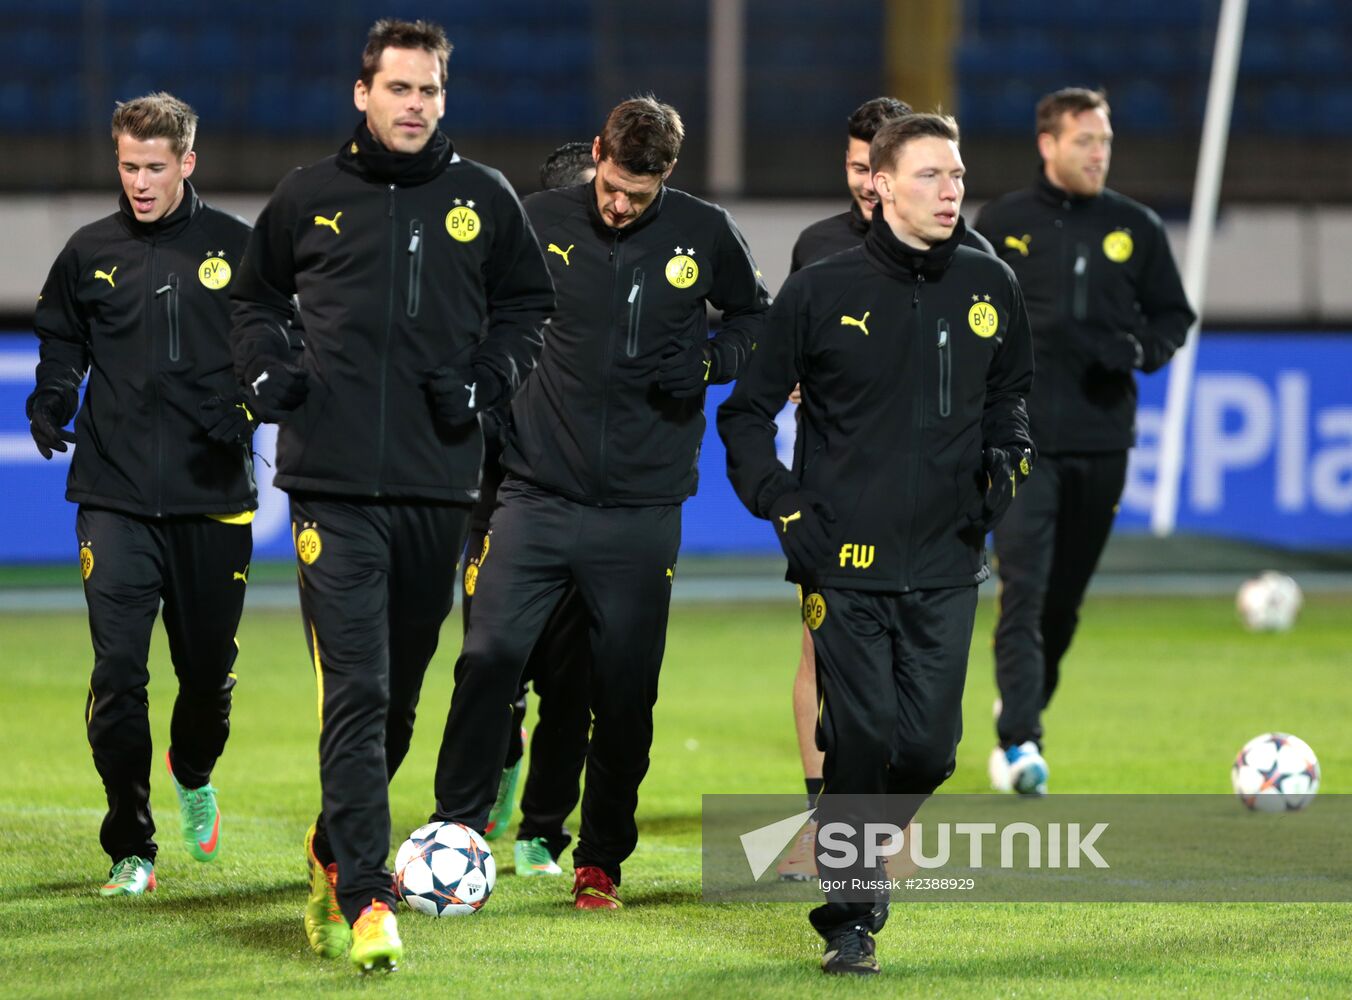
left=231, top=18, right=553, bottom=973
left=468, top=142, right=597, bottom=878
left=976, top=88, right=1193, bottom=796
left=777, top=97, right=995, bottom=882
left=432, top=96, right=769, bottom=911
left=29, top=92, right=255, bottom=899
left=539, top=140, right=596, bottom=190
left=720, top=113, right=1034, bottom=975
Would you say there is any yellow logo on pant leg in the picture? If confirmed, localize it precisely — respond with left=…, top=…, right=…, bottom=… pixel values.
left=79, top=543, right=94, bottom=580
left=803, top=592, right=826, bottom=630
left=296, top=526, right=322, bottom=565
left=233, top=563, right=249, bottom=584
left=464, top=534, right=490, bottom=596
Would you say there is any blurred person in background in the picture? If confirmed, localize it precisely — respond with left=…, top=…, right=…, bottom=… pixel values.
left=720, top=113, right=1033, bottom=975
left=230, top=17, right=552, bottom=973
left=976, top=87, right=1194, bottom=796
left=432, top=96, right=769, bottom=911
left=28, top=93, right=255, bottom=899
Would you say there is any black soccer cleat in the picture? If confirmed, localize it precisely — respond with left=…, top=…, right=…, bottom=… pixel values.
left=821, top=925, right=880, bottom=976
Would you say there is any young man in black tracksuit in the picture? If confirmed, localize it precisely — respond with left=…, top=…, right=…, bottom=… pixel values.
left=975, top=88, right=1193, bottom=796
left=467, top=144, right=598, bottom=875
left=720, top=114, right=1034, bottom=976
left=230, top=19, right=553, bottom=973
left=432, top=97, right=770, bottom=910
left=29, top=94, right=256, bottom=898
left=779, top=97, right=996, bottom=882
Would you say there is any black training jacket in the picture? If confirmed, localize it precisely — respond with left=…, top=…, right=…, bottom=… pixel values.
left=975, top=175, right=1194, bottom=453
left=503, top=182, right=770, bottom=505
left=791, top=201, right=994, bottom=273
left=719, top=217, right=1034, bottom=593
left=231, top=131, right=553, bottom=501
left=32, top=183, right=257, bottom=517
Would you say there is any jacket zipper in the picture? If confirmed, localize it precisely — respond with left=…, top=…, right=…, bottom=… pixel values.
left=147, top=248, right=163, bottom=514
left=625, top=267, right=645, bottom=357
left=597, top=232, right=623, bottom=495
left=901, top=274, right=925, bottom=592
left=1072, top=242, right=1089, bottom=321
left=406, top=219, right=423, bottom=318
left=377, top=183, right=396, bottom=497
left=156, top=273, right=181, bottom=362
left=937, top=318, right=951, bottom=418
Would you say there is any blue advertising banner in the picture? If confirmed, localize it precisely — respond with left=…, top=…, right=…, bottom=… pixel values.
left=1, top=333, right=1348, bottom=563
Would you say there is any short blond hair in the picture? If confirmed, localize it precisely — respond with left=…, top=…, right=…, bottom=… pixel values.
left=111, top=92, right=197, bottom=158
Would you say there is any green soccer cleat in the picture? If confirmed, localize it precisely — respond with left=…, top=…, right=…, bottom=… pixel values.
left=350, top=900, right=402, bottom=974
left=514, top=836, right=563, bottom=877
left=99, top=856, right=156, bottom=897
left=484, top=727, right=527, bottom=842
left=165, top=750, right=221, bottom=862
left=304, top=824, right=351, bottom=958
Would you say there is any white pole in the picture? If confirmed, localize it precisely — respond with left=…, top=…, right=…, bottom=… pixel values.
left=1151, top=0, right=1248, bottom=536
left=707, top=0, right=745, bottom=198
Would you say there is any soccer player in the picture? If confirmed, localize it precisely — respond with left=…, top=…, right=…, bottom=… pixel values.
left=719, top=113, right=1034, bottom=975
left=28, top=93, right=255, bottom=898
left=975, top=88, right=1194, bottom=795
left=230, top=19, right=553, bottom=973
left=432, top=96, right=769, bottom=910
left=776, top=97, right=996, bottom=882
left=469, top=142, right=597, bottom=878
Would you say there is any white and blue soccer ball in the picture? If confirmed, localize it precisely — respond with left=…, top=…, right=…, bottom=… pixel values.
left=395, top=821, right=496, bottom=916
left=1231, top=732, right=1320, bottom=812
left=1235, top=572, right=1303, bottom=632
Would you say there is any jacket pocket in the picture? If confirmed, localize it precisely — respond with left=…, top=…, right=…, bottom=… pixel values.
left=1072, top=242, right=1089, bottom=321
left=625, top=267, right=645, bottom=357
left=937, top=318, right=951, bottom=418
left=156, top=273, right=181, bottom=361
left=406, top=219, right=424, bottom=318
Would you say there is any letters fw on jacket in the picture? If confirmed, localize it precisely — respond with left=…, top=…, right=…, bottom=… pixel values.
left=230, top=131, right=555, bottom=502
left=719, top=218, right=1035, bottom=593
left=32, top=182, right=257, bottom=517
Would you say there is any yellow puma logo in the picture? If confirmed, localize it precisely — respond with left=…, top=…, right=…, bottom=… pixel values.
left=547, top=243, right=574, bottom=266
left=232, top=564, right=249, bottom=584
left=314, top=212, right=343, bottom=234
left=1004, top=234, right=1031, bottom=257
left=778, top=510, right=802, bottom=533
left=94, top=266, right=117, bottom=287
left=840, top=311, right=870, bottom=336
left=665, top=567, right=674, bottom=582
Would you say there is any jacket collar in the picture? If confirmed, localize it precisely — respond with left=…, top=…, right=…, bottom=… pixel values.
left=585, top=179, right=667, bottom=240
left=118, top=179, right=199, bottom=242
left=847, top=199, right=869, bottom=237
left=863, top=204, right=966, bottom=281
left=336, top=119, right=454, bottom=186
left=1035, top=170, right=1100, bottom=209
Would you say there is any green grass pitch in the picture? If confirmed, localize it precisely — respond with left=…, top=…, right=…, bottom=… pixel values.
left=2, top=593, right=1351, bottom=997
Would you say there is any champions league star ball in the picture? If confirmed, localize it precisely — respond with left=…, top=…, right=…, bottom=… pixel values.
left=1231, top=732, right=1320, bottom=812
left=395, top=821, right=496, bottom=916
left=1235, top=571, right=1303, bottom=632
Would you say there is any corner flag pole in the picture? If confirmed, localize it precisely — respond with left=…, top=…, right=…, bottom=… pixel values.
left=1150, top=0, right=1248, bottom=536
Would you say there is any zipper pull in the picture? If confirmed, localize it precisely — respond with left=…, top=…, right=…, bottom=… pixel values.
left=409, top=232, right=420, bottom=253
left=912, top=274, right=924, bottom=307
left=1074, top=254, right=1087, bottom=275
left=937, top=326, right=948, bottom=348
left=628, top=283, right=640, bottom=304
left=155, top=284, right=171, bottom=296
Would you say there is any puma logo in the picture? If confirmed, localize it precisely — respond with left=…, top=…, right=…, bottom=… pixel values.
left=1004, top=234, right=1031, bottom=257
left=665, top=567, right=674, bottom=581
left=702, top=357, right=712, bottom=382
left=778, top=510, right=802, bottom=533
left=465, top=382, right=477, bottom=410
left=840, top=311, right=870, bottom=336
left=233, top=564, right=249, bottom=584
left=314, top=212, right=343, bottom=234
left=547, top=243, right=574, bottom=266
left=94, top=266, right=117, bottom=287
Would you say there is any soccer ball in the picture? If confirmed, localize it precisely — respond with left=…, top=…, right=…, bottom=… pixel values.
left=1235, top=572, right=1302, bottom=632
left=1230, top=732, right=1320, bottom=812
left=395, top=821, right=496, bottom=916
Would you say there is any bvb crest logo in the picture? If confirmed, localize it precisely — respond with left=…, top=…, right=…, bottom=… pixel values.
left=1103, top=229, right=1134, bottom=263
left=79, top=544, right=94, bottom=581
left=198, top=255, right=232, bottom=289
left=446, top=199, right=481, bottom=243
left=968, top=299, right=999, bottom=338
left=665, top=249, right=698, bottom=289
left=802, top=592, right=827, bottom=631
left=464, top=535, right=490, bottom=596
left=296, top=526, right=322, bottom=565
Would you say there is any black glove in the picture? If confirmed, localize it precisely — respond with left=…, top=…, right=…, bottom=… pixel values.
left=1095, top=333, right=1143, bottom=374
left=657, top=342, right=716, bottom=399
left=425, top=365, right=506, bottom=431
left=245, top=357, right=309, bottom=420
left=979, top=446, right=1033, bottom=532
left=197, top=394, right=258, bottom=446
left=26, top=389, right=77, bottom=460
left=769, top=491, right=837, bottom=581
